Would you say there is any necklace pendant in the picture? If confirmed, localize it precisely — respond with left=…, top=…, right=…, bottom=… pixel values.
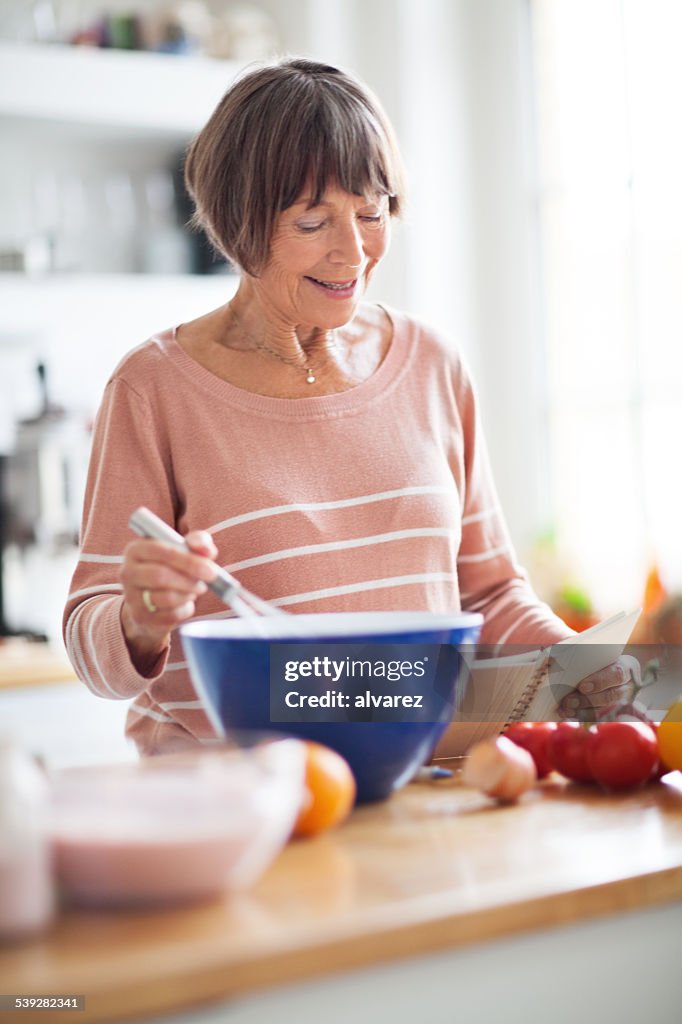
left=306, top=371, right=316, bottom=384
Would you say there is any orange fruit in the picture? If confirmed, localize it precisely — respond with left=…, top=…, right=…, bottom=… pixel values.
left=657, top=699, right=682, bottom=773
left=293, top=741, right=356, bottom=838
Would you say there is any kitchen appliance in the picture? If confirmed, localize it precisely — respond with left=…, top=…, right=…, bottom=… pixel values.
left=0, top=363, right=90, bottom=637
left=6, top=363, right=89, bottom=548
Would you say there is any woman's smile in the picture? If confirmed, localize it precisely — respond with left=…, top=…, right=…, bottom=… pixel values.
left=304, top=275, right=358, bottom=300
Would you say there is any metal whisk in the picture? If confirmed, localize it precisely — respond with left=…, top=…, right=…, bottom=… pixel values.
left=128, top=506, right=287, bottom=618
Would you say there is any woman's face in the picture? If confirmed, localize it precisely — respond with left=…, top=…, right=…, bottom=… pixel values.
left=255, top=184, right=391, bottom=330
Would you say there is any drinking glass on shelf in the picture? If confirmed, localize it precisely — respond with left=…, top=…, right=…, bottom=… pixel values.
left=100, top=171, right=138, bottom=273
left=139, top=170, right=192, bottom=275
left=28, top=170, right=61, bottom=273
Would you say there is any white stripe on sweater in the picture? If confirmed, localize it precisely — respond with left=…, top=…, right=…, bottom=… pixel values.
left=159, top=700, right=205, bottom=711
left=464, top=587, right=519, bottom=619
left=226, top=527, right=456, bottom=573
left=128, top=702, right=174, bottom=723
left=68, top=582, right=123, bottom=601
left=495, top=606, right=541, bottom=648
left=66, top=598, right=129, bottom=699
left=79, top=553, right=124, bottom=564
left=461, top=508, right=496, bottom=525
left=207, top=486, right=455, bottom=535
left=458, top=544, right=509, bottom=564
left=165, top=572, right=459, bottom=619
left=273, top=572, right=458, bottom=608
left=86, top=600, right=129, bottom=699
left=66, top=600, right=109, bottom=699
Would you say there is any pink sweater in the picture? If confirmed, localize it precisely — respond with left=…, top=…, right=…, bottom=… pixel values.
left=63, top=305, right=571, bottom=753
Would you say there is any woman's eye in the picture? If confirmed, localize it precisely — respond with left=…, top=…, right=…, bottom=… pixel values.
left=295, top=212, right=383, bottom=233
left=297, top=222, right=325, bottom=233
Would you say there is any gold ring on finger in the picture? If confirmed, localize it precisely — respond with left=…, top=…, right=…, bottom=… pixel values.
left=142, top=588, right=158, bottom=613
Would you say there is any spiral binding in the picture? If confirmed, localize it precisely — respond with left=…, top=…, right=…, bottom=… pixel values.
left=506, top=653, right=552, bottom=723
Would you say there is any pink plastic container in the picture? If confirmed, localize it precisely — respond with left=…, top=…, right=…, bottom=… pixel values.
left=48, top=737, right=305, bottom=907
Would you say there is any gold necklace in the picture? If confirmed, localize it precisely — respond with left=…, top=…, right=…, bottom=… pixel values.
left=227, top=307, right=335, bottom=385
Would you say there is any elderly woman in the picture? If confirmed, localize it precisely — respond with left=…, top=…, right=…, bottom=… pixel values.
left=63, top=58, right=635, bottom=755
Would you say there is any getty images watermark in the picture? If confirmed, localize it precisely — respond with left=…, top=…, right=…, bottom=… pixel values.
left=268, top=642, right=681, bottom=725
left=269, top=642, right=465, bottom=723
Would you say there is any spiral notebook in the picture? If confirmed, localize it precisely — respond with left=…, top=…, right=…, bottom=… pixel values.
left=438, top=609, right=641, bottom=756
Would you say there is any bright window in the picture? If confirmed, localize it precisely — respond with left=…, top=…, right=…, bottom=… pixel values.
left=529, top=0, right=682, bottom=612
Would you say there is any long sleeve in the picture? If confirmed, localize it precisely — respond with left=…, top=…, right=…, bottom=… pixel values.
left=62, top=376, right=175, bottom=700
left=453, top=359, right=572, bottom=648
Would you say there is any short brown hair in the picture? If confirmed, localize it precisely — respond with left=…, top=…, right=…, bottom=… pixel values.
left=184, top=57, right=406, bottom=275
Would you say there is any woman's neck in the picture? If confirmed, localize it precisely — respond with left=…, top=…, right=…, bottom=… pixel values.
left=225, top=281, right=335, bottom=362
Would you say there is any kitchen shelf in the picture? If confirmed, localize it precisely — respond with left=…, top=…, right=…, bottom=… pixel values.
left=0, top=41, right=241, bottom=137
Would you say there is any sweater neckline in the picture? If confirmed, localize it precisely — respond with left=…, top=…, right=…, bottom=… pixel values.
left=156, top=304, right=414, bottom=421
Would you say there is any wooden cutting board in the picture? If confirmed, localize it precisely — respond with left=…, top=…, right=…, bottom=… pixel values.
left=0, top=639, right=77, bottom=690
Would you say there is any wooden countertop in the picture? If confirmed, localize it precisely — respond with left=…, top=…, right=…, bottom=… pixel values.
left=2, top=770, right=682, bottom=1023
left=0, top=639, right=77, bottom=690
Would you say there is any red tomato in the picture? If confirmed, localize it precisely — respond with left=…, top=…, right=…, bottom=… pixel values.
left=586, top=722, right=659, bottom=790
left=547, top=722, right=594, bottom=783
left=504, top=722, right=558, bottom=778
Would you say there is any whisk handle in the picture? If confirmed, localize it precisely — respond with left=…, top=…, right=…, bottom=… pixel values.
left=128, top=506, right=239, bottom=602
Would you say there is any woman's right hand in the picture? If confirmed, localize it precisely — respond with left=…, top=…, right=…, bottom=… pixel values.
left=120, top=532, right=219, bottom=673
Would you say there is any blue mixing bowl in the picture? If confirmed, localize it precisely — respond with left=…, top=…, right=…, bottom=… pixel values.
left=181, top=612, right=481, bottom=803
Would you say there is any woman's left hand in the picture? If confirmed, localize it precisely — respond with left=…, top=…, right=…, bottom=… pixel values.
left=558, top=655, right=641, bottom=720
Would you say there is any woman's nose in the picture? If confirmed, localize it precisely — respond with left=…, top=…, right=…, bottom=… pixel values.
left=328, top=218, right=364, bottom=266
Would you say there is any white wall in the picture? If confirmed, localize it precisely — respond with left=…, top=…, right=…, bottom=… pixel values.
left=392, top=1, right=546, bottom=558
left=453, top=0, right=549, bottom=555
